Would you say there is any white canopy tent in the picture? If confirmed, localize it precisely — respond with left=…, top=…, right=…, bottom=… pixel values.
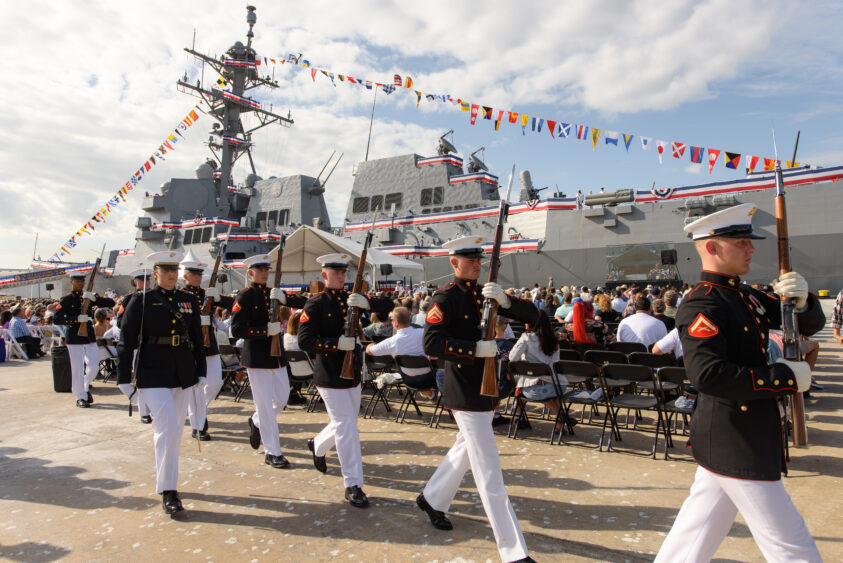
left=266, top=225, right=423, bottom=285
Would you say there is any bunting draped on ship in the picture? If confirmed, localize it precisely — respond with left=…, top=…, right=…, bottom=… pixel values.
left=149, top=217, right=240, bottom=231
left=267, top=52, right=808, bottom=176
left=47, top=104, right=204, bottom=262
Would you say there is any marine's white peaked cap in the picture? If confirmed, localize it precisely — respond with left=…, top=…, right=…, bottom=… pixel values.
left=683, top=203, right=765, bottom=241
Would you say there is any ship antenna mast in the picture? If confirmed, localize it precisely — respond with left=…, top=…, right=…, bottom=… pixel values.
left=177, top=5, right=293, bottom=203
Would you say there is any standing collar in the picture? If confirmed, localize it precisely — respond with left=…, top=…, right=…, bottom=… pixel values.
left=455, top=278, right=479, bottom=289
left=251, top=282, right=266, bottom=289
left=700, top=270, right=741, bottom=288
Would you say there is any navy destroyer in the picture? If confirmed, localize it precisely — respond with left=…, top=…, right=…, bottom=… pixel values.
left=341, top=132, right=843, bottom=290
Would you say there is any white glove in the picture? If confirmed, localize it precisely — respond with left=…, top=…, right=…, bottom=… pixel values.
left=481, top=282, right=511, bottom=309
left=776, top=359, right=812, bottom=392
left=347, top=293, right=370, bottom=310
left=204, top=287, right=220, bottom=299
left=198, top=376, right=207, bottom=385
left=269, top=287, right=287, bottom=304
left=267, top=322, right=282, bottom=336
left=337, top=336, right=356, bottom=351
left=475, top=339, right=498, bottom=358
left=77, top=314, right=90, bottom=323
left=200, top=315, right=211, bottom=327
left=118, top=383, right=136, bottom=401
left=773, top=271, right=809, bottom=311
left=82, top=291, right=96, bottom=301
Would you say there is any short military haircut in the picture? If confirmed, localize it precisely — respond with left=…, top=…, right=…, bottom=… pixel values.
left=634, top=295, right=651, bottom=312
left=392, top=306, right=411, bottom=326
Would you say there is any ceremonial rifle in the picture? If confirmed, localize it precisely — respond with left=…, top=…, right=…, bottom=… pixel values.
left=202, top=225, right=233, bottom=347
left=269, top=236, right=288, bottom=357
left=77, top=244, right=106, bottom=337
left=773, top=126, right=808, bottom=446
left=479, top=164, right=516, bottom=397
left=340, top=216, right=376, bottom=380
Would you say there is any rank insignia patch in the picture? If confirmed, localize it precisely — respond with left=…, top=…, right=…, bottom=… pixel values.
left=426, top=303, right=444, bottom=324
left=688, top=313, right=719, bottom=338
left=232, top=301, right=242, bottom=312
left=300, top=310, right=310, bottom=323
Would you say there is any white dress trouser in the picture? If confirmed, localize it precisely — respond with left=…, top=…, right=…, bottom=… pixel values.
left=655, top=466, right=821, bottom=563
left=187, top=355, right=223, bottom=430
left=314, top=384, right=363, bottom=488
left=67, top=342, right=98, bottom=401
left=247, top=367, right=290, bottom=456
left=423, top=410, right=529, bottom=563
left=139, top=386, right=191, bottom=494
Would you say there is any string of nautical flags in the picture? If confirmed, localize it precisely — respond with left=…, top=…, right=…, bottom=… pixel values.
left=49, top=103, right=204, bottom=261
left=263, top=52, right=804, bottom=175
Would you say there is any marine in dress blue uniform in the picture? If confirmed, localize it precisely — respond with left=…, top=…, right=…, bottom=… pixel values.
left=229, top=254, right=308, bottom=468
left=118, top=267, right=154, bottom=423
left=54, top=271, right=115, bottom=407
left=297, top=253, right=395, bottom=508
left=179, top=251, right=237, bottom=441
left=116, top=251, right=206, bottom=516
left=418, top=236, right=537, bottom=563
left=656, top=204, right=824, bottom=562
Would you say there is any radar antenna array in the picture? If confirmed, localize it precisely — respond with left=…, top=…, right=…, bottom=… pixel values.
left=469, top=147, right=488, bottom=173
left=438, top=130, right=458, bottom=155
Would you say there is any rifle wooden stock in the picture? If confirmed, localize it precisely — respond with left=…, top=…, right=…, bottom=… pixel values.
left=479, top=199, right=508, bottom=398
left=340, top=231, right=373, bottom=380
left=77, top=256, right=102, bottom=338
left=774, top=158, right=808, bottom=446
left=270, top=237, right=287, bottom=357
left=202, top=253, right=225, bottom=348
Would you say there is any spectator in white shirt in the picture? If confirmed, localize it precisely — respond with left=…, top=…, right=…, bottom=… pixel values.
left=365, top=307, right=436, bottom=394
left=611, top=288, right=627, bottom=314
left=616, top=296, right=667, bottom=348
left=653, top=327, right=683, bottom=359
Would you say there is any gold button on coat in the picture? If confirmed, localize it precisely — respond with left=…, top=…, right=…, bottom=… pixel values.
left=740, top=405, right=748, bottom=412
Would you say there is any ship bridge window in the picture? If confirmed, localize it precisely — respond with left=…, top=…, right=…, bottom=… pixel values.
left=420, top=187, right=443, bottom=206
left=370, top=195, right=383, bottom=212
left=226, top=251, right=246, bottom=261
left=268, top=210, right=278, bottom=224
left=384, top=192, right=403, bottom=211
left=183, top=229, right=194, bottom=245
left=256, top=211, right=268, bottom=230
left=353, top=196, right=369, bottom=214
left=278, top=209, right=289, bottom=226
left=200, top=227, right=212, bottom=243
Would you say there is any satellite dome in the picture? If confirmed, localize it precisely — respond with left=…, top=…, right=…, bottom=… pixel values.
left=245, top=173, right=261, bottom=188
left=195, top=163, right=213, bottom=180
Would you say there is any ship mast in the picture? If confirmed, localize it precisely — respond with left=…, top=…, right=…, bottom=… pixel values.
left=176, top=5, right=293, bottom=203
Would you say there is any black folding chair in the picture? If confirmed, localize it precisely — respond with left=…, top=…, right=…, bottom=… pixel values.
left=573, top=341, right=604, bottom=357
left=285, top=349, right=320, bottom=412
left=583, top=349, right=628, bottom=366
left=601, top=363, right=670, bottom=458
left=552, top=360, right=612, bottom=449
left=557, top=349, right=582, bottom=362
left=393, top=355, right=439, bottom=424
left=218, top=343, right=244, bottom=399
left=506, top=361, right=559, bottom=441
left=608, top=341, right=647, bottom=354
left=656, top=366, right=694, bottom=460
left=363, top=354, right=396, bottom=418
left=96, top=337, right=118, bottom=383
left=629, top=352, right=675, bottom=369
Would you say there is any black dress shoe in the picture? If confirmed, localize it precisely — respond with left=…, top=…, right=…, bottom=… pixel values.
left=76, top=399, right=90, bottom=408
left=87, top=391, right=94, bottom=404
left=161, top=490, right=184, bottom=515
left=345, top=486, right=369, bottom=508
left=265, top=453, right=290, bottom=468
left=510, top=557, right=536, bottom=563
left=192, top=429, right=212, bottom=441
left=307, top=438, right=327, bottom=473
left=416, top=493, right=452, bottom=530
left=247, top=417, right=261, bottom=450
left=287, top=392, right=307, bottom=405
left=202, top=418, right=208, bottom=433
left=492, top=414, right=510, bottom=427
left=140, top=415, right=152, bottom=424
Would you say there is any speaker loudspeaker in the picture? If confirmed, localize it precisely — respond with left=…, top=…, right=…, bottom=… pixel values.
left=661, top=250, right=677, bottom=265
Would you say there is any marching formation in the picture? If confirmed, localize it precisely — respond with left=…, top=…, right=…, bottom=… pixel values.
left=39, top=202, right=826, bottom=563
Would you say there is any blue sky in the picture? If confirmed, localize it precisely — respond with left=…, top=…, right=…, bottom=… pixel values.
left=1, top=0, right=841, bottom=267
